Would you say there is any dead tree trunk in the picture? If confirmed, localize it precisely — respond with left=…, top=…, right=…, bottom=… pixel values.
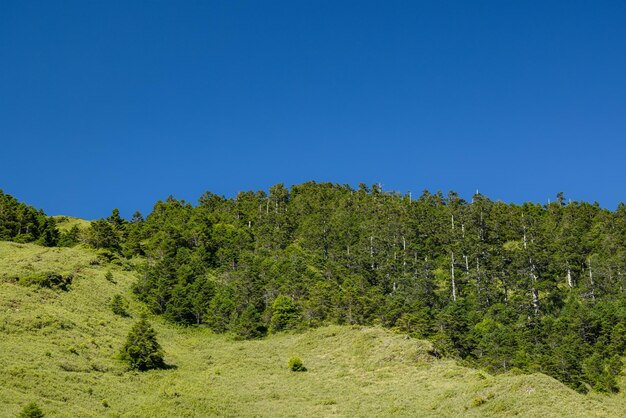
left=451, top=252, right=457, bottom=302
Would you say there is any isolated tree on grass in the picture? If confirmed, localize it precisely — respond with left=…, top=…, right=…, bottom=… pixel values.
left=17, top=401, right=44, bottom=418
left=119, top=317, right=164, bottom=370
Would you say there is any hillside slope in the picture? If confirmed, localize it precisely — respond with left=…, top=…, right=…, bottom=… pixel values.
left=0, top=241, right=625, bottom=417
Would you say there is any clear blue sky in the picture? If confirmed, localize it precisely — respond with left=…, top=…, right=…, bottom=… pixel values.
left=1, top=1, right=625, bottom=219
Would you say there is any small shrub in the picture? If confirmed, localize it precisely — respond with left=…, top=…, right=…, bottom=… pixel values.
left=105, top=270, right=115, bottom=283
left=59, top=362, right=81, bottom=372
left=101, top=399, right=109, bottom=408
left=472, top=397, right=486, bottom=407
left=17, top=401, right=44, bottom=417
left=18, top=272, right=72, bottom=291
left=110, top=294, right=129, bottom=317
left=96, top=249, right=119, bottom=264
left=288, top=356, right=307, bottom=372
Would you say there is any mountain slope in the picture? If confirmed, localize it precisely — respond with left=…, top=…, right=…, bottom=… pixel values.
left=0, top=241, right=624, bottom=417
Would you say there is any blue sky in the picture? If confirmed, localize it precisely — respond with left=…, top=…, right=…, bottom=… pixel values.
left=1, top=1, right=625, bottom=219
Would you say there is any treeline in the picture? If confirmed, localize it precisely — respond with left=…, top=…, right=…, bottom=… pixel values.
left=5, top=183, right=626, bottom=392
left=0, top=189, right=57, bottom=246
left=101, top=182, right=626, bottom=393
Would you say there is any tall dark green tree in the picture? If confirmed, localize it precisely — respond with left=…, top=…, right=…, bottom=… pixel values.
left=119, top=317, right=165, bottom=371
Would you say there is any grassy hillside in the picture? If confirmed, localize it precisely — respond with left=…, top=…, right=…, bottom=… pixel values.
left=52, top=216, right=91, bottom=232
left=1, top=241, right=625, bottom=417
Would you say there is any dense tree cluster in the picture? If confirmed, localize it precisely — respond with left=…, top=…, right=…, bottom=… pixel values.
left=104, top=182, right=626, bottom=392
left=4, top=183, right=626, bottom=392
left=0, top=189, right=57, bottom=246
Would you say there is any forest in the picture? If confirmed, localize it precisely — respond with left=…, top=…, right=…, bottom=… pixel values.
left=2, top=183, right=626, bottom=394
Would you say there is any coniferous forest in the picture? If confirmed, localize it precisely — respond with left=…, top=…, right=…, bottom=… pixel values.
left=3, top=183, right=626, bottom=394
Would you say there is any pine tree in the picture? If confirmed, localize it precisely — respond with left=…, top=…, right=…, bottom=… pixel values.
left=269, top=295, right=300, bottom=333
left=119, top=317, right=164, bottom=370
left=17, top=402, right=44, bottom=418
left=110, top=294, right=129, bottom=317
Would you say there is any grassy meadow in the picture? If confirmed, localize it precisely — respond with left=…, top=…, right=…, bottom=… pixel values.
left=1, top=241, right=625, bottom=417
left=51, top=216, right=92, bottom=232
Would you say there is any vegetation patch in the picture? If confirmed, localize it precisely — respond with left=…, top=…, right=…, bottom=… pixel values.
left=288, top=356, right=307, bottom=372
left=18, top=272, right=73, bottom=291
left=119, top=317, right=165, bottom=371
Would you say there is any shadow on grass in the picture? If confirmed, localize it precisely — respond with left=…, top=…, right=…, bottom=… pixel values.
left=160, top=362, right=178, bottom=371
left=131, top=362, right=178, bottom=372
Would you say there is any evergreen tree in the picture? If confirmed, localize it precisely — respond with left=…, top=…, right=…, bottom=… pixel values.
left=38, top=217, right=59, bottom=247
left=119, top=318, right=165, bottom=370
left=17, top=402, right=44, bottom=418
left=269, top=295, right=300, bottom=333
left=110, top=294, right=129, bottom=317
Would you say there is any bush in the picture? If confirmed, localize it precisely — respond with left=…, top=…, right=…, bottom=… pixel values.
left=288, top=356, right=307, bottom=372
left=17, top=402, right=44, bottom=417
left=472, top=397, right=486, bottom=407
left=110, top=294, right=129, bottom=317
left=119, top=317, right=165, bottom=371
left=18, top=272, right=72, bottom=291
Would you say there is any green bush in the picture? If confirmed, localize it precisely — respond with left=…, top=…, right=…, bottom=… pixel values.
left=288, top=356, right=306, bottom=372
left=110, top=294, right=129, bottom=317
left=472, top=397, right=486, bottom=407
left=18, top=272, right=72, bottom=291
left=105, top=270, right=115, bottom=283
left=17, top=401, right=44, bottom=417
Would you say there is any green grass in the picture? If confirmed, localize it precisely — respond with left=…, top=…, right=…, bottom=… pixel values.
left=1, top=241, right=625, bottom=417
left=52, top=216, right=92, bottom=232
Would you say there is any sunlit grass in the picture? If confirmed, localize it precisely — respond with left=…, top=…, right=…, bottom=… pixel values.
left=0, top=241, right=624, bottom=417
left=52, top=216, right=92, bottom=232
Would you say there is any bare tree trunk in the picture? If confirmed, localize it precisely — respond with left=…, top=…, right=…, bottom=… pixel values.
left=530, top=260, right=539, bottom=315
left=588, top=259, right=595, bottom=301
left=476, top=257, right=481, bottom=298
left=480, top=211, right=484, bottom=241
left=522, top=213, right=527, bottom=250
left=451, top=252, right=457, bottom=301
left=370, top=236, right=375, bottom=270
left=567, top=267, right=573, bottom=288
left=531, top=281, right=540, bottom=315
